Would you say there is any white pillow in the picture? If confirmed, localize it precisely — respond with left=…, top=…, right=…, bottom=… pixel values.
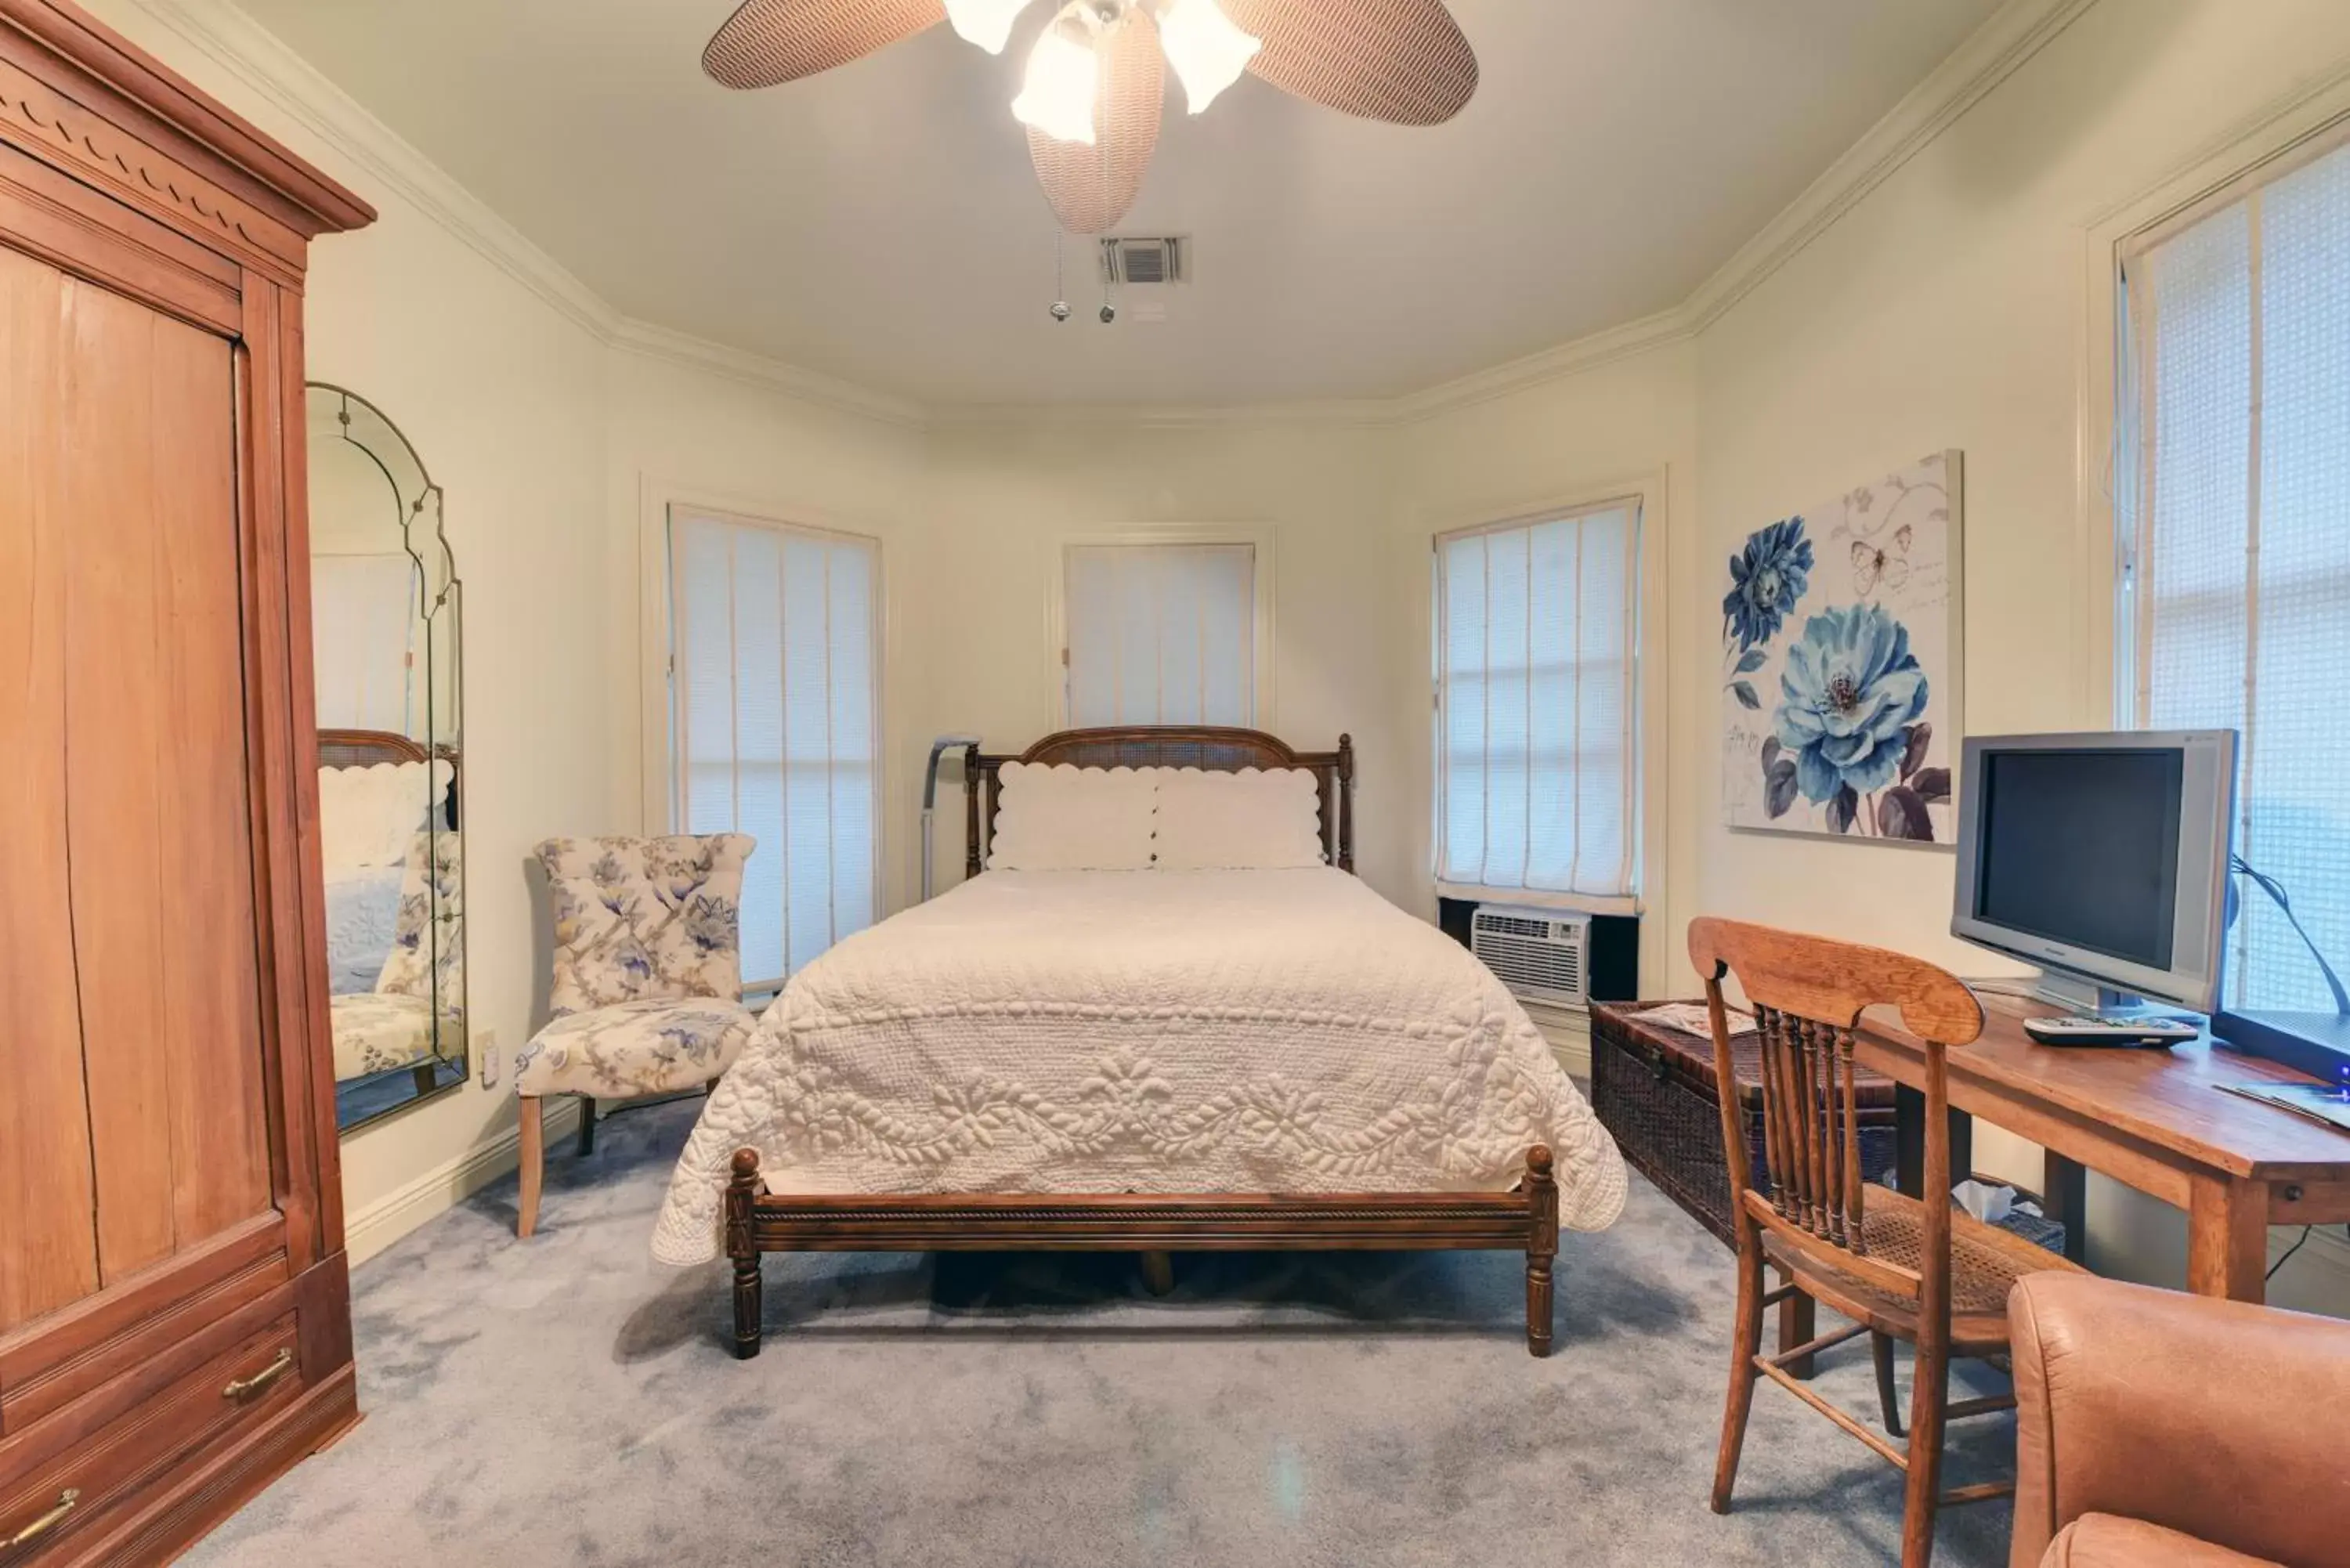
left=1152, top=767, right=1325, bottom=870
left=317, top=760, right=446, bottom=870
left=988, top=763, right=1159, bottom=871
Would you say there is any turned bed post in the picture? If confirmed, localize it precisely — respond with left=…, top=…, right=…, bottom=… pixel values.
left=1524, top=1145, right=1559, bottom=1357
left=727, top=1148, right=765, bottom=1359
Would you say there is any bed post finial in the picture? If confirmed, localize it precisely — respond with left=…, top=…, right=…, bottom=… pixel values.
left=726, top=1148, right=764, bottom=1359
left=1524, top=1145, right=1558, bottom=1357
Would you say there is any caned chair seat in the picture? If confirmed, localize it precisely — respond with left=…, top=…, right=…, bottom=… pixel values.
left=1761, top=1185, right=2090, bottom=1353
left=514, top=995, right=756, bottom=1099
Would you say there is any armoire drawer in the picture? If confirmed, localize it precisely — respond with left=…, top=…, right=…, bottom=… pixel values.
left=0, top=1315, right=304, bottom=1563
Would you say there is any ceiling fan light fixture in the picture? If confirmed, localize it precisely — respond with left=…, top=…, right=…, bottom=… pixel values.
left=942, top=0, right=1034, bottom=55
left=1012, top=16, right=1100, bottom=145
left=1154, top=0, right=1260, bottom=114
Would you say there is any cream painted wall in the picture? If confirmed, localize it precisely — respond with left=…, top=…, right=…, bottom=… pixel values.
left=914, top=420, right=1415, bottom=902
left=605, top=355, right=929, bottom=914
left=1394, top=343, right=1701, bottom=992
left=1682, top=0, right=2350, bottom=1310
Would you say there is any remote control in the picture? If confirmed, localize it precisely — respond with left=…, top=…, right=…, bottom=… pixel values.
left=2023, top=1015, right=2202, bottom=1047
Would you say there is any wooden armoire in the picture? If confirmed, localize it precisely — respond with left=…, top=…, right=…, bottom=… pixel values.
left=0, top=2, right=373, bottom=1560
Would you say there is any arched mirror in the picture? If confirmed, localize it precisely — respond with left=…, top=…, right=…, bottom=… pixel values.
left=308, top=384, right=467, bottom=1131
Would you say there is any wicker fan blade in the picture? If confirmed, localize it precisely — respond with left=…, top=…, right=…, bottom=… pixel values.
left=703, top=0, right=947, bottom=90
left=1220, top=0, right=1476, bottom=125
left=1027, top=13, right=1164, bottom=235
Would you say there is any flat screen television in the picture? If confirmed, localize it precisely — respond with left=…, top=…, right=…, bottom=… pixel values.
left=1950, top=731, right=2237, bottom=1013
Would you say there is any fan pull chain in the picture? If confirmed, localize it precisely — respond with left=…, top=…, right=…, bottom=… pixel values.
left=1049, top=226, right=1072, bottom=323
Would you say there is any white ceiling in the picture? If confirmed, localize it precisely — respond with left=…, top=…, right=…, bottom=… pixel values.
left=239, top=0, right=2001, bottom=406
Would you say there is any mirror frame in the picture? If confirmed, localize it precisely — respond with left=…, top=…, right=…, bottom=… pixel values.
left=307, top=382, right=468, bottom=1134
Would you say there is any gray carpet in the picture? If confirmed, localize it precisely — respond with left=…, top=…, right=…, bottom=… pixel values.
left=192, top=1100, right=2016, bottom=1566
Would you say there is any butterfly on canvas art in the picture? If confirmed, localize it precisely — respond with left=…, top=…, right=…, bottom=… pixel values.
left=1850, top=524, right=1913, bottom=595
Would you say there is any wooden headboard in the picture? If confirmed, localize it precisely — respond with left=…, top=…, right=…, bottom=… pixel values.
left=964, top=726, right=1354, bottom=877
left=317, top=727, right=427, bottom=769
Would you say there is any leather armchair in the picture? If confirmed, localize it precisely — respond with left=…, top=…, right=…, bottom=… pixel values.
left=2008, top=1272, right=2350, bottom=1568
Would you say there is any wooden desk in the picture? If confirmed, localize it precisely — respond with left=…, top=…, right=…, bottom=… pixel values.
left=1853, top=992, right=2350, bottom=1303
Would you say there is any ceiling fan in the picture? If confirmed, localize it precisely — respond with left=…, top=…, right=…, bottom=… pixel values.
left=702, top=0, right=1479, bottom=233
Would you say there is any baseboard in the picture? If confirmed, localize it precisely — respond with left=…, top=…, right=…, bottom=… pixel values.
left=343, top=1099, right=582, bottom=1265
left=1521, top=1001, right=1593, bottom=1078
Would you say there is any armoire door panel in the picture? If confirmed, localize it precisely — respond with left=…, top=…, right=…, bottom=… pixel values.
left=56, top=269, right=273, bottom=1285
left=151, top=292, right=273, bottom=1246
left=60, top=269, right=180, bottom=1284
left=0, top=241, right=99, bottom=1335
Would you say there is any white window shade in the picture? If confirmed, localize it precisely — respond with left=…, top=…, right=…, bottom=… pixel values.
left=310, top=553, right=416, bottom=733
left=1065, top=542, right=1256, bottom=726
left=670, top=507, right=880, bottom=993
left=2121, top=128, right=2350, bottom=1013
left=1436, top=501, right=1639, bottom=901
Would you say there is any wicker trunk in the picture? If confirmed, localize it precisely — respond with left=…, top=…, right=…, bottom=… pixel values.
left=1590, top=1000, right=1899, bottom=1247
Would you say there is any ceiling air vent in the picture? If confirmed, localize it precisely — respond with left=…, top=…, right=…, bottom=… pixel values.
left=1101, top=236, right=1186, bottom=287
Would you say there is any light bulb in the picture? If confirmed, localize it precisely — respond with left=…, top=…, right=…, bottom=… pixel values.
left=1012, top=20, right=1099, bottom=145
left=942, top=0, right=1033, bottom=55
left=1155, top=0, right=1260, bottom=114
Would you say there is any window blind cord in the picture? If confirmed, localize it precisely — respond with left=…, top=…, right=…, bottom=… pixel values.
left=2229, top=853, right=2350, bottom=1016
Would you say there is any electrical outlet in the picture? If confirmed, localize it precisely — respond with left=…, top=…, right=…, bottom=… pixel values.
left=477, top=1027, right=499, bottom=1088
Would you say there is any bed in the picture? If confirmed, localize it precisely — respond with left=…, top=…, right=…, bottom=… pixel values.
left=319, top=728, right=461, bottom=1080
left=655, top=726, right=1627, bottom=1358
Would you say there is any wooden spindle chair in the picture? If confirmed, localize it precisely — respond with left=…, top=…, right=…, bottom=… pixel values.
left=1688, top=918, right=2089, bottom=1568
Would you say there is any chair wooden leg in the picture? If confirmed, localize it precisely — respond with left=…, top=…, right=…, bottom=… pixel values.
left=1776, top=1268, right=1818, bottom=1379
left=1900, top=1338, right=1952, bottom=1568
left=1139, top=1251, right=1175, bottom=1296
left=410, top=1062, right=436, bottom=1097
left=577, top=1094, right=597, bottom=1157
left=1712, top=1214, right=1766, bottom=1514
left=516, top=1097, right=544, bottom=1239
left=1873, top=1332, right=1905, bottom=1439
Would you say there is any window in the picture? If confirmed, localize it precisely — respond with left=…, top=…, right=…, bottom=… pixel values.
left=1434, top=499, right=1640, bottom=903
left=310, top=553, right=416, bottom=732
left=1063, top=540, right=1260, bottom=726
left=2118, top=125, right=2350, bottom=1012
left=669, top=505, right=880, bottom=993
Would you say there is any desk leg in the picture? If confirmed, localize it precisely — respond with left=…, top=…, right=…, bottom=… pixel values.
left=1893, top=1086, right=1973, bottom=1198
left=1775, top=1265, right=1816, bottom=1381
left=2043, top=1153, right=2089, bottom=1265
left=2187, top=1175, right=2269, bottom=1304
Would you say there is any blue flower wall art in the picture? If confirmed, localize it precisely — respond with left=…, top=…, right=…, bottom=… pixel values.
left=1721, top=452, right=1962, bottom=843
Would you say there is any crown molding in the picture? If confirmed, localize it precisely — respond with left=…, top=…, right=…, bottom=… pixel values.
left=609, top=316, right=928, bottom=428
left=120, top=0, right=2095, bottom=434
left=1384, top=305, right=1697, bottom=425
left=118, top=0, right=613, bottom=336
left=927, top=396, right=1394, bottom=431
left=1680, top=0, right=2099, bottom=334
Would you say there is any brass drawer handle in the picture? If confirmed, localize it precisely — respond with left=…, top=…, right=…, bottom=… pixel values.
left=6, top=1490, right=78, bottom=1550
left=222, top=1349, right=295, bottom=1404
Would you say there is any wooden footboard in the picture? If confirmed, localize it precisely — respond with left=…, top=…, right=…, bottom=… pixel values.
left=722, top=1146, right=1561, bottom=1359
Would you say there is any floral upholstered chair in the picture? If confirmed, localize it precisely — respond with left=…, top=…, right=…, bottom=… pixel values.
left=328, top=828, right=465, bottom=1085
left=514, top=833, right=756, bottom=1237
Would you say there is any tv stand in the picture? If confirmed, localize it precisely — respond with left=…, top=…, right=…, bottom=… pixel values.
left=2031, top=969, right=2174, bottom=1022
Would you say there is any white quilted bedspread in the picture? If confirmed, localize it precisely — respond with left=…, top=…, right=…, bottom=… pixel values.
left=651, top=869, right=1627, bottom=1265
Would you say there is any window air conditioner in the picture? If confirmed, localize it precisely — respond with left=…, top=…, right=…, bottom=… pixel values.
left=1470, top=906, right=1592, bottom=1007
